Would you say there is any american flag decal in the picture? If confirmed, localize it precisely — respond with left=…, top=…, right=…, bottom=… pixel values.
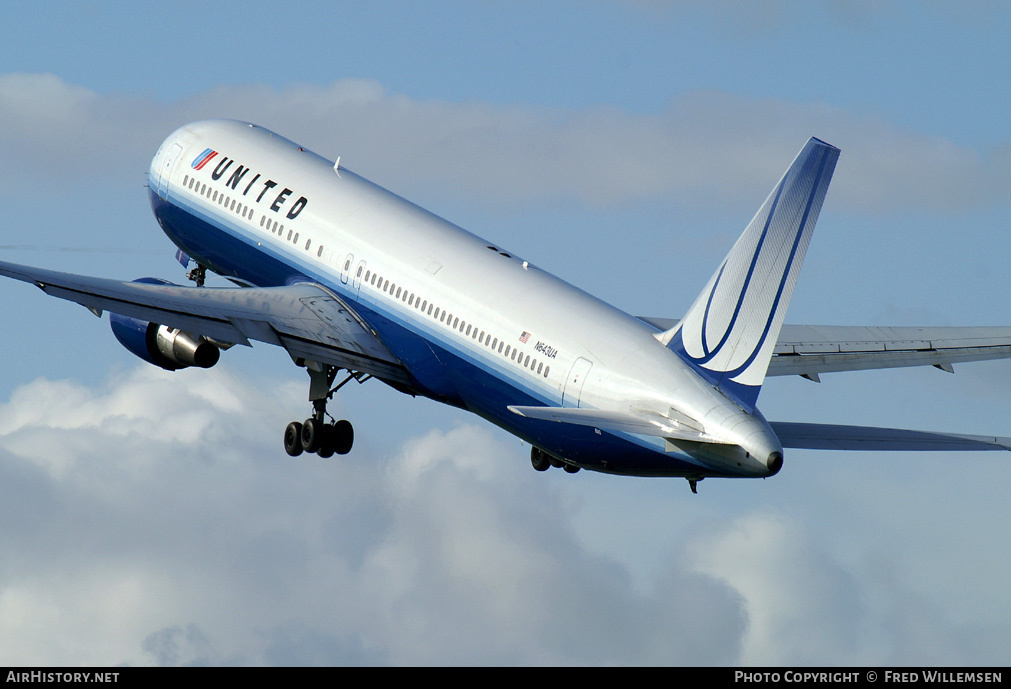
left=519, top=331, right=531, bottom=343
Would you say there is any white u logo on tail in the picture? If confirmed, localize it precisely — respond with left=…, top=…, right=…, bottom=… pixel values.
left=666, top=138, right=840, bottom=409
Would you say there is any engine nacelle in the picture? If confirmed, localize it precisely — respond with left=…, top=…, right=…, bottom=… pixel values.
left=109, top=278, right=220, bottom=371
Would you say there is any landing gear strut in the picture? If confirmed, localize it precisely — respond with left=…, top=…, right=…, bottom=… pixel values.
left=283, top=363, right=367, bottom=458
left=187, top=263, right=207, bottom=287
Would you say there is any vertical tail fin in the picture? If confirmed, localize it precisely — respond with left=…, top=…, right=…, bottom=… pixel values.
left=663, top=138, right=840, bottom=410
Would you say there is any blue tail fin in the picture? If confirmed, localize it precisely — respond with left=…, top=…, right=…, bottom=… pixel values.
left=662, top=138, right=840, bottom=410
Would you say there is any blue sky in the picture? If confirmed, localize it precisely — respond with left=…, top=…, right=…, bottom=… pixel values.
left=1, top=1, right=1009, bottom=666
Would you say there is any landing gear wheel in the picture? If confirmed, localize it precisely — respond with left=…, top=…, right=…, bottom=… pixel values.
left=301, top=417, right=323, bottom=454
left=284, top=421, right=304, bottom=457
left=531, top=447, right=551, bottom=472
left=563, top=464, right=580, bottom=474
left=332, top=419, right=354, bottom=455
left=317, top=440, right=335, bottom=459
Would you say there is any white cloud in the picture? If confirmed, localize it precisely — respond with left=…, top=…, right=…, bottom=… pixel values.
left=0, top=360, right=1008, bottom=665
left=0, top=366, right=748, bottom=665
left=1, top=73, right=1006, bottom=214
left=688, top=512, right=867, bottom=665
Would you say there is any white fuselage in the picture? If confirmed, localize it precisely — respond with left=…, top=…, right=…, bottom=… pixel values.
left=149, top=120, right=782, bottom=478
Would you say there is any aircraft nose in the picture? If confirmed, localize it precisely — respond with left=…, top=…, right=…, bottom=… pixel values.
left=766, top=451, right=784, bottom=476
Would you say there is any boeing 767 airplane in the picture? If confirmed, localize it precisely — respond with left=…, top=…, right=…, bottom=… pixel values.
left=3, top=120, right=1010, bottom=492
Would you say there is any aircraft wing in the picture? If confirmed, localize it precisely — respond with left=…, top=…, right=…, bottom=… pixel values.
left=638, top=318, right=1011, bottom=379
left=768, top=324, right=1011, bottom=378
left=770, top=422, right=1011, bottom=451
left=0, top=259, right=411, bottom=386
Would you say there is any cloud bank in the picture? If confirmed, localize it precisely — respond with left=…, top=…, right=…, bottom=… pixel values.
left=1, top=366, right=1007, bottom=665
left=1, top=73, right=1007, bottom=214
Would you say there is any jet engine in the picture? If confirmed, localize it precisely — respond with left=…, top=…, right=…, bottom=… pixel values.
left=109, top=278, right=220, bottom=371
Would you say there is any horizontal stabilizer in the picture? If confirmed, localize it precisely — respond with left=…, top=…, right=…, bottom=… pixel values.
left=771, top=422, right=1011, bottom=451
left=507, top=405, right=726, bottom=443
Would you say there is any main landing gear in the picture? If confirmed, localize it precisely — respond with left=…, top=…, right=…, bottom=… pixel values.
left=530, top=446, right=580, bottom=474
left=283, top=364, right=368, bottom=458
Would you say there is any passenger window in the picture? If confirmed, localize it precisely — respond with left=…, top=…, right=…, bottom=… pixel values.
left=537, top=362, right=543, bottom=374
left=305, top=239, right=311, bottom=251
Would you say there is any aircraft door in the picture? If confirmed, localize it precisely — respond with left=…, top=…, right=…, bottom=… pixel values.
left=340, top=253, right=354, bottom=284
left=352, top=260, right=366, bottom=297
left=562, top=357, right=593, bottom=408
left=156, top=143, right=183, bottom=200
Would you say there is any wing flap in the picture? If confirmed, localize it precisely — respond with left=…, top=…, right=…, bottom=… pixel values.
left=771, top=421, right=1011, bottom=451
left=0, top=260, right=411, bottom=385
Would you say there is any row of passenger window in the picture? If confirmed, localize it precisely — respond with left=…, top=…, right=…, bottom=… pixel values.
left=184, top=174, right=256, bottom=222
left=183, top=173, right=547, bottom=380
left=363, top=267, right=550, bottom=379
left=183, top=173, right=325, bottom=259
